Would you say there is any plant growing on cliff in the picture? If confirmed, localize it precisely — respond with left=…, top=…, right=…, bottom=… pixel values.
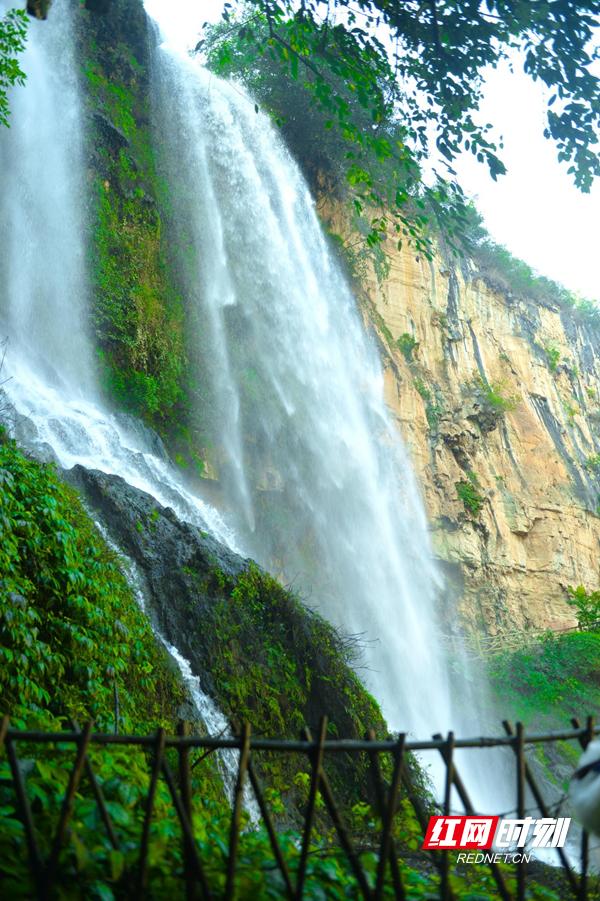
left=396, top=332, right=418, bottom=362
left=545, top=345, right=561, bottom=372
left=0, top=8, right=27, bottom=127
left=413, top=377, right=443, bottom=431
left=566, top=585, right=600, bottom=632
left=474, top=374, right=519, bottom=414
left=584, top=453, right=600, bottom=473
left=455, top=471, right=484, bottom=517
left=564, top=400, right=579, bottom=423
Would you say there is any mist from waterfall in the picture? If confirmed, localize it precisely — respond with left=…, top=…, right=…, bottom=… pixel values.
left=147, top=6, right=458, bottom=747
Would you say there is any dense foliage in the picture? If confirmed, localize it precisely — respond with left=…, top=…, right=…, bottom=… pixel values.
left=0, top=438, right=566, bottom=898
left=566, top=584, right=600, bottom=631
left=0, top=7, right=27, bottom=127
left=207, top=0, right=600, bottom=257
left=0, top=433, right=184, bottom=730
left=489, top=630, right=600, bottom=733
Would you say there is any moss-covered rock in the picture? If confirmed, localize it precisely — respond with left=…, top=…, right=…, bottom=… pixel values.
left=77, top=1, right=191, bottom=443
left=67, top=462, right=394, bottom=819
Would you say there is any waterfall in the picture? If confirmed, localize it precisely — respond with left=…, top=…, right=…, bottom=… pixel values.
left=0, top=0, right=233, bottom=549
left=146, top=4, right=455, bottom=743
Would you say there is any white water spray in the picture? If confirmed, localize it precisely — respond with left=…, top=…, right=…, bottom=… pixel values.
left=147, top=3, right=455, bottom=744
left=98, top=528, right=259, bottom=821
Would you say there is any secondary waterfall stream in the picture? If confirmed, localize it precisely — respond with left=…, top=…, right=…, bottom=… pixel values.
left=0, top=0, right=510, bottom=810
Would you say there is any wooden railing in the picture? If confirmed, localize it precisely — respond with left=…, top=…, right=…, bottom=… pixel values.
left=440, top=621, right=600, bottom=658
left=0, top=714, right=597, bottom=900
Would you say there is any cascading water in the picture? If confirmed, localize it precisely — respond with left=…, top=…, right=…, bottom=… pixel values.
left=146, top=2, right=455, bottom=744
left=0, top=0, right=233, bottom=549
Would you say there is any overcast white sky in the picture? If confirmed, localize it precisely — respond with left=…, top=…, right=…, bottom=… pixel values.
left=147, top=0, right=599, bottom=300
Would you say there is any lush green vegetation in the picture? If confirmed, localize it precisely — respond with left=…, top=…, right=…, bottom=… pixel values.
left=455, top=471, right=485, bottom=517
left=566, top=585, right=600, bottom=631
left=414, top=378, right=444, bottom=431
left=0, top=433, right=185, bottom=730
left=1, top=437, right=560, bottom=899
left=208, top=0, right=599, bottom=264
left=396, top=332, right=419, bottom=362
left=489, top=630, right=600, bottom=734
left=84, top=52, right=188, bottom=435
left=473, top=374, right=520, bottom=414
left=0, top=7, right=27, bottom=127
left=584, top=453, right=600, bottom=473
left=545, top=345, right=561, bottom=372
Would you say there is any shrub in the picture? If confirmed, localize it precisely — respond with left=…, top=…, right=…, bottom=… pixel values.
left=545, top=345, right=561, bottom=372
left=564, top=401, right=579, bottom=423
left=455, top=472, right=484, bottom=517
left=474, top=375, right=519, bottom=413
left=584, top=454, right=600, bottom=472
left=413, top=378, right=443, bottom=430
left=396, top=332, right=419, bottom=362
left=566, top=585, right=600, bottom=631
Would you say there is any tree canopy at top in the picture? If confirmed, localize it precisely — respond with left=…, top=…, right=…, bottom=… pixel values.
left=207, top=0, right=600, bottom=255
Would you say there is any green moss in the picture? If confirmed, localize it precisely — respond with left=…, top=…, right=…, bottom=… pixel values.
left=83, top=44, right=190, bottom=440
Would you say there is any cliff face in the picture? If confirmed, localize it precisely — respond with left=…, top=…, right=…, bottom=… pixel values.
left=354, top=241, right=600, bottom=635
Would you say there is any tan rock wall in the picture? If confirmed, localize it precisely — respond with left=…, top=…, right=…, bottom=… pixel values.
left=328, top=222, right=600, bottom=635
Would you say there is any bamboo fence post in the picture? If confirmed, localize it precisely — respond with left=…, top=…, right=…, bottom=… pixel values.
left=515, top=722, right=526, bottom=901
left=138, top=728, right=166, bottom=894
left=247, top=759, right=295, bottom=899
left=374, top=732, right=406, bottom=900
left=70, top=718, right=119, bottom=850
left=161, top=757, right=212, bottom=900
left=441, top=732, right=454, bottom=901
left=303, top=724, right=372, bottom=901
left=225, top=721, right=251, bottom=901
left=0, top=714, right=9, bottom=750
left=5, top=729, right=45, bottom=900
left=366, top=730, right=405, bottom=901
left=296, top=716, right=328, bottom=899
left=503, top=720, right=578, bottom=896
left=178, top=721, right=195, bottom=901
left=46, top=721, right=94, bottom=891
left=433, top=733, right=510, bottom=901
